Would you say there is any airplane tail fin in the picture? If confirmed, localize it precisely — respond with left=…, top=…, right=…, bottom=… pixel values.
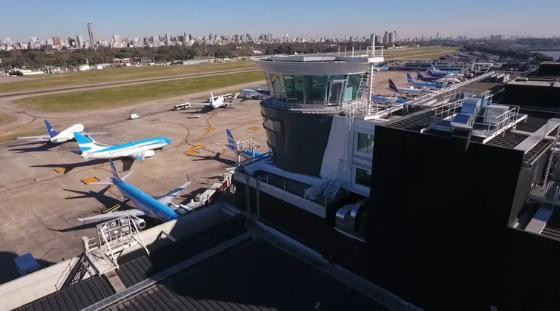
left=44, top=120, right=58, bottom=138
left=388, top=79, right=399, bottom=92
left=406, top=72, right=414, bottom=83
left=73, top=132, right=102, bottom=154
left=225, top=129, right=238, bottom=152
left=210, top=91, right=215, bottom=104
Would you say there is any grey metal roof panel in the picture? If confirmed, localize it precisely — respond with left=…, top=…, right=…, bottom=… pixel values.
left=117, top=219, right=247, bottom=287
left=14, top=276, right=115, bottom=311
left=106, top=239, right=388, bottom=311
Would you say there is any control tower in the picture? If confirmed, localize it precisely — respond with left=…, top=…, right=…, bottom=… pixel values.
left=258, top=53, right=384, bottom=177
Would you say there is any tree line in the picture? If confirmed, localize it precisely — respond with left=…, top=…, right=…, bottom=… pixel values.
left=0, top=42, right=366, bottom=69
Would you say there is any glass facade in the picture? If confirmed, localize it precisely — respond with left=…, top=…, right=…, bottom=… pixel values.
left=265, top=73, right=363, bottom=105
left=356, top=133, right=374, bottom=154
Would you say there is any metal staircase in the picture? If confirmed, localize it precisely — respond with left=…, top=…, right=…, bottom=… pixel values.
left=57, top=253, right=94, bottom=290
left=324, top=179, right=343, bottom=200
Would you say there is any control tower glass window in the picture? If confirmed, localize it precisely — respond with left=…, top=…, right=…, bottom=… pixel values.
left=267, top=73, right=287, bottom=100
left=304, top=76, right=327, bottom=105
left=283, top=75, right=304, bottom=103
left=344, top=74, right=362, bottom=102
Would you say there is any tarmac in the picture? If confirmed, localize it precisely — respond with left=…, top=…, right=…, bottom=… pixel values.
left=0, top=70, right=410, bottom=283
left=0, top=95, right=267, bottom=282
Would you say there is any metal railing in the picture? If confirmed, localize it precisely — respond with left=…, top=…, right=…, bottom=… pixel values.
left=472, top=106, right=520, bottom=133
left=433, top=99, right=463, bottom=121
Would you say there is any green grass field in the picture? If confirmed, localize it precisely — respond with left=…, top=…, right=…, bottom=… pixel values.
left=384, top=47, right=459, bottom=61
left=17, top=71, right=264, bottom=112
left=0, top=61, right=257, bottom=94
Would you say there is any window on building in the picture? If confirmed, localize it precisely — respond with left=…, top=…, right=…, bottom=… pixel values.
left=269, top=73, right=286, bottom=99
left=356, top=133, right=374, bottom=154
left=283, top=75, right=304, bottom=103
left=344, top=74, right=362, bottom=102
left=355, top=167, right=372, bottom=187
left=303, top=75, right=327, bottom=105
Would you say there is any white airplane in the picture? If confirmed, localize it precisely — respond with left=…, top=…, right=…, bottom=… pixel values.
left=17, top=120, right=84, bottom=143
left=388, top=79, right=432, bottom=96
left=78, top=160, right=190, bottom=228
left=73, top=132, right=171, bottom=161
left=205, top=91, right=226, bottom=109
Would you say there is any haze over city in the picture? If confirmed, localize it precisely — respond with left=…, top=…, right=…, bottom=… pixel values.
left=1, top=0, right=559, bottom=41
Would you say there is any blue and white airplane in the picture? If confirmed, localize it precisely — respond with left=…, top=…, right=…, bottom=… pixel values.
left=17, top=120, right=85, bottom=143
left=73, top=132, right=171, bottom=161
left=428, top=64, right=460, bottom=78
left=389, top=79, right=432, bottom=96
left=417, top=71, right=461, bottom=84
left=371, top=95, right=409, bottom=105
left=78, top=160, right=189, bottom=227
left=407, top=73, right=445, bottom=90
left=226, top=129, right=266, bottom=160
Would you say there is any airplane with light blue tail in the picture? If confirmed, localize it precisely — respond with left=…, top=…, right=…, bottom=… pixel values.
left=407, top=73, right=445, bottom=90
left=78, top=161, right=189, bottom=227
left=73, top=132, right=171, bottom=161
left=226, top=129, right=266, bottom=160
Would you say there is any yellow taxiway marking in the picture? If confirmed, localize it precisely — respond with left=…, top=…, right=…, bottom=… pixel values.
left=81, top=176, right=100, bottom=185
left=185, top=149, right=200, bottom=156
left=54, top=167, right=66, bottom=174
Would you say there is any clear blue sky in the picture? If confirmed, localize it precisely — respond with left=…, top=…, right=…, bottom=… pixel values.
left=1, top=0, right=559, bottom=41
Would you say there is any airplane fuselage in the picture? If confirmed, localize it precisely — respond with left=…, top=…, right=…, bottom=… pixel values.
left=114, top=179, right=179, bottom=221
left=51, top=124, right=85, bottom=143
left=83, top=137, right=170, bottom=159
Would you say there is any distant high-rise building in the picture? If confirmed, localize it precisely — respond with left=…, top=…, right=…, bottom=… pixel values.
left=87, top=22, right=96, bottom=48
left=164, top=33, right=170, bottom=46
left=67, top=37, right=76, bottom=48
left=383, top=31, right=389, bottom=44
left=76, top=35, right=84, bottom=49
left=182, top=32, right=187, bottom=46
left=52, top=36, right=61, bottom=48
left=392, top=30, right=397, bottom=42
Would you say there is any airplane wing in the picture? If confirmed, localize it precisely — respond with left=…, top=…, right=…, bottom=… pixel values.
left=16, top=135, right=50, bottom=141
left=78, top=209, right=145, bottom=224
left=158, top=180, right=191, bottom=206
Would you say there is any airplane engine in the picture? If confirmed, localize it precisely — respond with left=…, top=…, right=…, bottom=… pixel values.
left=134, top=218, right=146, bottom=230
left=134, top=150, right=156, bottom=160
left=143, top=150, right=155, bottom=158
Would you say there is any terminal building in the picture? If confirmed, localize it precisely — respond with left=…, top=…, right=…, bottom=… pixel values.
left=4, top=56, right=560, bottom=311
left=232, top=56, right=560, bottom=310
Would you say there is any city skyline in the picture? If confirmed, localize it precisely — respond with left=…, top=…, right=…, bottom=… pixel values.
left=1, top=0, right=559, bottom=41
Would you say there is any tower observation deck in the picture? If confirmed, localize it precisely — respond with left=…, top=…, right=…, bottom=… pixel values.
left=258, top=53, right=384, bottom=176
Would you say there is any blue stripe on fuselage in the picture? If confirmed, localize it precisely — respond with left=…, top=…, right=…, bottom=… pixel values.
left=114, top=179, right=178, bottom=221
left=93, top=137, right=170, bottom=154
left=243, top=150, right=265, bottom=159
